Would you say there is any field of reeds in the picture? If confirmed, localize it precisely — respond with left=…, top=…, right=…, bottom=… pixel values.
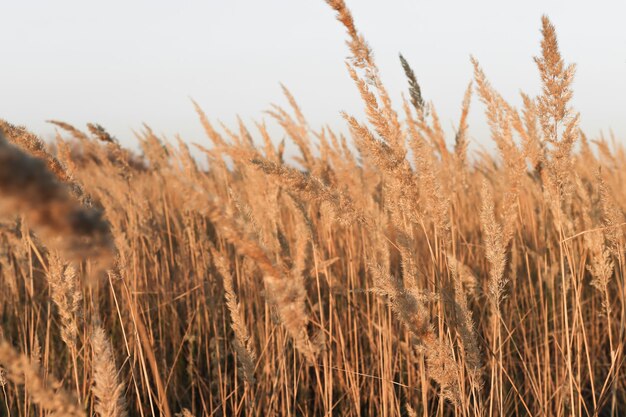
left=0, top=1, right=624, bottom=416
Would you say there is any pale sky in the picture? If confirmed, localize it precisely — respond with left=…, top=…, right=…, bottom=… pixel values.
left=2, top=1, right=625, bottom=155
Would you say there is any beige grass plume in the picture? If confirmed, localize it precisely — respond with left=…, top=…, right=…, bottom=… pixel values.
left=47, top=254, right=82, bottom=353
left=447, top=254, right=482, bottom=391
left=480, top=182, right=507, bottom=313
left=212, top=247, right=256, bottom=385
left=252, top=157, right=363, bottom=226
left=0, top=120, right=74, bottom=184
left=370, top=265, right=462, bottom=404
left=91, top=326, right=127, bottom=417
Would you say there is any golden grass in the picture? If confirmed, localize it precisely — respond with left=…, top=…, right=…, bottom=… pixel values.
left=0, top=2, right=624, bottom=416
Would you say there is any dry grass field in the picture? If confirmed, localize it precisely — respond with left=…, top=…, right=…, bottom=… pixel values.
left=0, top=1, right=624, bottom=416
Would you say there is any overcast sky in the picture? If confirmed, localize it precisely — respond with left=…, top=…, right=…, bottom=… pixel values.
left=2, top=1, right=625, bottom=154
